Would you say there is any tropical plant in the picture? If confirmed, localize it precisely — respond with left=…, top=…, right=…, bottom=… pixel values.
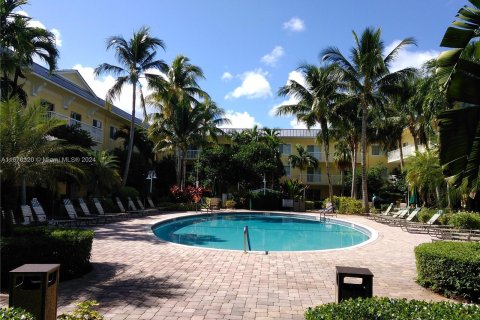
left=436, top=1, right=480, bottom=206
left=322, top=27, right=416, bottom=211
left=113, top=124, right=155, bottom=164
left=288, top=144, right=319, bottom=181
left=281, top=179, right=306, bottom=200
left=94, top=26, right=166, bottom=186
left=333, top=140, right=351, bottom=196
left=88, top=151, right=121, bottom=196
left=148, top=97, right=229, bottom=189
left=277, top=63, right=343, bottom=202
left=0, top=0, right=59, bottom=103
left=405, top=150, right=444, bottom=206
left=0, top=99, right=84, bottom=207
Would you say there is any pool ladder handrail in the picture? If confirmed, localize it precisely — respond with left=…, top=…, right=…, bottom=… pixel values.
left=243, top=226, right=251, bottom=253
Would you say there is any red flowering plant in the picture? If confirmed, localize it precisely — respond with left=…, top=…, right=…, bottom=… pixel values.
left=170, top=185, right=211, bottom=203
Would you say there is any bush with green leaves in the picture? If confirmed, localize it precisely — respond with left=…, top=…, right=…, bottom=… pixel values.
left=326, top=196, right=363, bottom=214
left=305, top=201, right=315, bottom=210
left=415, top=241, right=480, bottom=302
left=114, top=186, right=140, bottom=200
left=0, top=307, right=35, bottom=320
left=58, top=300, right=104, bottom=320
left=225, top=199, right=237, bottom=209
left=417, top=208, right=437, bottom=223
left=443, top=212, right=480, bottom=230
left=305, top=297, right=480, bottom=320
left=1, top=226, right=94, bottom=288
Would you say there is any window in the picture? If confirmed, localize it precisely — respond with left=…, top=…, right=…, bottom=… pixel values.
left=40, top=100, right=54, bottom=112
left=371, top=144, right=381, bottom=156
left=307, top=167, right=320, bottom=183
left=307, top=145, right=321, bottom=160
left=279, top=144, right=291, bottom=155
left=109, top=126, right=118, bottom=139
left=93, top=119, right=102, bottom=129
left=284, top=165, right=291, bottom=177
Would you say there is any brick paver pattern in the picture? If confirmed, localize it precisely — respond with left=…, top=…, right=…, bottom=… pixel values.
left=1, top=211, right=448, bottom=319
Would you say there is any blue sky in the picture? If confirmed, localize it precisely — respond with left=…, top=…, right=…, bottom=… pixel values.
left=21, top=0, right=459, bottom=128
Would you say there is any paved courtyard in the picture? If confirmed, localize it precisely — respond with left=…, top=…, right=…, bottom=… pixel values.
left=1, top=211, right=448, bottom=319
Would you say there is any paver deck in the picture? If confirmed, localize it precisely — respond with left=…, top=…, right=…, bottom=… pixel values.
left=1, top=211, right=448, bottom=319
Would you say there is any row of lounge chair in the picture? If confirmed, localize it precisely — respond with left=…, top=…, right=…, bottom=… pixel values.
left=371, top=204, right=480, bottom=242
left=9, top=196, right=161, bottom=227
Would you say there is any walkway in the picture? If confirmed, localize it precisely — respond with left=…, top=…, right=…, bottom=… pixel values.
left=1, top=211, right=447, bottom=319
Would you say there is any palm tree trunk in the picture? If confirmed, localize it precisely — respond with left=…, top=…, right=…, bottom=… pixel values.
left=174, top=147, right=182, bottom=186
left=121, top=82, right=137, bottom=186
left=21, top=175, right=26, bottom=205
left=398, top=138, right=404, bottom=171
left=181, top=150, right=187, bottom=190
left=361, top=105, right=369, bottom=212
left=351, top=147, right=357, bottom=199
left=324, top=143, right=333, bottom=202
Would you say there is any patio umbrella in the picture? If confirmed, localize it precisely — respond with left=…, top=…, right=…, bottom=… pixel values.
left=409, top=186, right=417, bottom=206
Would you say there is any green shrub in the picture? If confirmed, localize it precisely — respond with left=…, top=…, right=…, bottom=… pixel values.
left=176, top=203, right=196, bottom=211
left=97, top=197, right=117, bottom=213
left=1, top=226, right=94, bottom=288
left=418, top=208, right=436, bottom=223
left=115, top=186, right=139, bottom=199
left=326, top=196, right=363, bottom=214
left=415, top=241, right=480, bottom=302
left=0, top=307, right=35, bottom=320
left=448, top=212, right=480, bottom=229
left=225, top=200, right=237, bottom=209
left=314, top=201, right=323, bottom=209
left=305, top=201, right=315, bottom=210
left=58, top=300, right=103, bottom=320
left=305, top=297, right=480, bottom=320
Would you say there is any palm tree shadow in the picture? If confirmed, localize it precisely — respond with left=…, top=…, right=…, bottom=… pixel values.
left=58, top=262, right=183, bottom=308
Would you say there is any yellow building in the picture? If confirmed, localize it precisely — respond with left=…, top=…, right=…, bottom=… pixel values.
left=23, top=62, right=138, bottom=151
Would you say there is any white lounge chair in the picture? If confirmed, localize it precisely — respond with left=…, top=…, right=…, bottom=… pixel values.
left=20, top=205, right=34, bottom=225
left=115, top=197, right=143, bottom=216
left=92, top=198, right=127, bottom=220
left=368, top=203, right=394, bottom=220
left=63, top=198, right=97, bottom=225
left=402, top=210, right=445, bottom=233
left=30, top=199, right=74, bottom=226
left=78, top=198, right=107, bottom=224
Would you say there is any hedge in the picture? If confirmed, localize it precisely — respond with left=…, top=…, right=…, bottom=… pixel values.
left=1, top=226, right=94, bottom=288
left=440, top=212, right=480, bottom=230
left=415, top=241, right=480, bottom=302
left=0, top=307, right=35, bottom=320
left=326, top=196, right=363, bottom=215
left=305, top=297, right=480, bottom=320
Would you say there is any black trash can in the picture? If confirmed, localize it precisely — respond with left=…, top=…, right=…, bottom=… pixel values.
left=9, top=264, right=60, bottom=320
left=335, top=266, right=373, bottom=303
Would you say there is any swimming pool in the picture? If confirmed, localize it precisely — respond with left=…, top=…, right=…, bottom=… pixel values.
left=152, top=213, right=374, bottom=252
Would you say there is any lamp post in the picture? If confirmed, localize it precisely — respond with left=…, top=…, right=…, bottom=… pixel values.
left=146, top=170, right=157, bottom=194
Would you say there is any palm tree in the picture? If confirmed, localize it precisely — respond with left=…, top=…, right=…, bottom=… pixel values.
left=148, top=97, right=229, bottom=189
left=333, top=140, right=351, bottom=196
left=288, top=144, right=319, bottom=182
left=276, top=63, right=343, bottom=202
left=262, top=127, right=282, bottom=188
left=94, top=26, right=166, bottom=186
left=113, top=124, right=155, bottom=164
left=0, top=99, right=84, bottom=205
left=88, top=151, right=121, bottom=196
left=405, top=150, right=444, bottom=206
left=1, top=0, right=59, bottom=102
left=148, top=54, right=209, bottom=117
left=322, top=27, right=416, bottom=212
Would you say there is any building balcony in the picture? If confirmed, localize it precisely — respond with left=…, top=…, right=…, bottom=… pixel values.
left=387, top=145, right=426, bottom=163
left=46, top=111, right=103, bottom=143
left=297, top=174, right=343, bottom=185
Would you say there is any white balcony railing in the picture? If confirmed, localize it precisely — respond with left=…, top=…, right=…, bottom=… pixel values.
left=46, top=111, right=103, bottom=142
left=297, top=174, right=342, bottom=185
left=387, top=145, right=426, bottom=163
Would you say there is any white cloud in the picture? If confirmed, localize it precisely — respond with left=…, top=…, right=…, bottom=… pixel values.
left=73, top=64, right=152, bottom=119
left=221, top=71, right=233, bottom=81
left=222, top=110, right=262, bottom=128
left=225, top=69, right=272, bottom=100
left=384, top=40, right=440, bottom=72
left=16, top=10, right=62, bottom=47
left=283, top=17, right=305, bottom=32
left=289, top=119, right=320, bottom=130
left=261, top=46, right=285, bottom=66
left=268, top=70, right=305, bottom=117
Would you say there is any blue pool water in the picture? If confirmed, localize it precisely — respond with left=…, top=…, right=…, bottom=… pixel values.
left=152, top=213, right=371, bottom=251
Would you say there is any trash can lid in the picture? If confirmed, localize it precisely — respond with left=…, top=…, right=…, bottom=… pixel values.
left=335, top=266, right=373, bottom=276
left=10, top=264, right=60, bottom=274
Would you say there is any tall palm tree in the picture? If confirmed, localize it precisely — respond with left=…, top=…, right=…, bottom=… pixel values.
left=276, top=63, right=343, bottom=201
left=322, top=27, right=416, bottom=212
left=1, top=0, right=59, bottom=102
left=288, top=144, right=319, bottom=182
left=148, top=97, right=229, bottom=189
left=333, top=140, right=351, bottom=196
left=148, top=54, right=209, bottom=117
left=95, top=26, right=166, bottom=186
left=0, top=99, right=84, bottom=205
left=262, top=127, right=282, bottom=188
left=113, top=124, right=155, bottom=164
